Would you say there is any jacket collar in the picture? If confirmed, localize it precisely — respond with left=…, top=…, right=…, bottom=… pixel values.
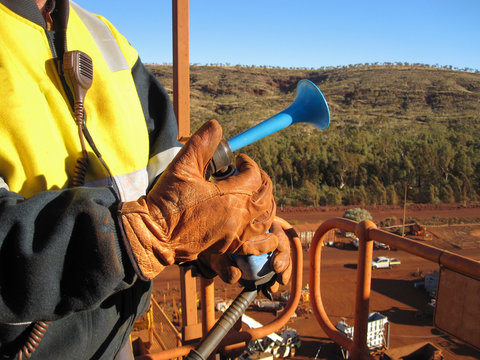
left=0, top=0, right=69, bottom=31
left=0, top=0, right=45, bottom=27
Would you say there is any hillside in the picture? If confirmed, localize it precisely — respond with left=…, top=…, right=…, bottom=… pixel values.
left=146, top=64, right=480, bottom=206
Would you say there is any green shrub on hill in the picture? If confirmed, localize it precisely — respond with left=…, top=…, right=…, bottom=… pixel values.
left=342, top=208, right=373, bottom=222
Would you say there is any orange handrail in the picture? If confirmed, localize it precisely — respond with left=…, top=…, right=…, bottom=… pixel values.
left=309, top=218, right=366, bottom=357
left=309, top=217, right=480, bottom=360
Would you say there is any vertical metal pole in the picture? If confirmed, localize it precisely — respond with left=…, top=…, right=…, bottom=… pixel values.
left=402, top=181, right=407, bottom=237
left=200, top=277, right=215, bottom=335
left=201, top=277, right=217, bottom=360
left=173, top=0, right=191, bottom=142
left=352, top=220, right=376, bottom=359
left=174, top=0, right=199, bottom=344
left=180, top=266, right=202, bottom=342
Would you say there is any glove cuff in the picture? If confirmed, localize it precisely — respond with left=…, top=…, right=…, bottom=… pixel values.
left=118, top=198, right=174, bottom=280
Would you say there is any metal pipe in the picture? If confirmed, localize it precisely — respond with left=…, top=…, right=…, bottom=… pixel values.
left=180, top=266, right=202, bottom=341
left=351, top=221, right=376, bottom=359
left=200, top=277, right=215, bottom=336
left=309, top=218, right=357, bottom=350
left=369, top=228, right=480, bottom=280
left=172, top=0, right=190, bottom=142
left=135, top=344, right=193, bottom=360
left=309, top=217, right=480, bottom=360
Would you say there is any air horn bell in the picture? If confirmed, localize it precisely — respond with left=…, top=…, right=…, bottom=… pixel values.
left=209, top=79, right=330, bottom=176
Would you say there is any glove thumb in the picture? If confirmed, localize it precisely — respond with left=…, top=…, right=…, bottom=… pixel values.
left=173, top=120, right=223, bottom=177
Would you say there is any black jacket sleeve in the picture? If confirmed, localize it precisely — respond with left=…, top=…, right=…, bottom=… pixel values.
left=0, top=186, right=135, bottom=323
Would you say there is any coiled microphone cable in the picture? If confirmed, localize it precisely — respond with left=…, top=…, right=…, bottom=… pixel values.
left=63, top=50, right=94, bottom=186
left=17, top=51, right=93, bottom=359
left=17, top=321, right=51, bottom=360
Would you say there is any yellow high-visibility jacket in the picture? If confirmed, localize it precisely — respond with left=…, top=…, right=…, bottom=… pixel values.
left=0, top=0, right=180, bottom=358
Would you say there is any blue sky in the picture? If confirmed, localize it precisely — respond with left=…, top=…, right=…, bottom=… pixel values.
left=74, top=0, right=479, bottom=71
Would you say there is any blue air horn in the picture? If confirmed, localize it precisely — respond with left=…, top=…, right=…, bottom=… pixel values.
left=208, top=79, right=330, bottom=176
left=207, top=78, right=330, bottom=282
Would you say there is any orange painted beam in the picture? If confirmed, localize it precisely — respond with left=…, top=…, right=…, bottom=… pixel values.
left=172, top=0, right=191, bottom=142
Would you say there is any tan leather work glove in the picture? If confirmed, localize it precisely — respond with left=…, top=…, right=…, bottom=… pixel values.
left=119, top=120, right=278, bottom=280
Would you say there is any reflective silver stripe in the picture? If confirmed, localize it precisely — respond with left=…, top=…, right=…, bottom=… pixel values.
left=147, top=147, right=181, bottom=185
left=0, top=177, right=9, bottom=191
left=2, top=321, right=32, bottom=326
left=85, top=169, right=148, bottom=202
left=70, top=2, right=129, bottom=72
left=114, top=169, right=149, bottom=201
left=84, top=145, right=180, bottom=201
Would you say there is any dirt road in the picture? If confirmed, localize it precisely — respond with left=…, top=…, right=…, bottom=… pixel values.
left=276, top=203, right=480, bottom=229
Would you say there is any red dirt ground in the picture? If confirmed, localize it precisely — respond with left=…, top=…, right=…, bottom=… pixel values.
left=152, top=203, right=480, bottom=359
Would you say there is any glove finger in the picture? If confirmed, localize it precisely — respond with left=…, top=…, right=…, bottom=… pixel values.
left=270, top=222, right=292, bottom=285
left=215, top=255, right=242, bottom=284
left=199, top=252, right=242, bottom=284
left=221, top=167, right=276, bottom=253
left=273, top=251, right=292, bottom=285
left=171, top=120, right=222, bottom=177
left=272, top=222, right=290, bottom=252
left=216, top=153, right=263, bottom=193
left=235, top=232, right=279, bottom=255
left=238, top=169, right=277, bottom=237
left=251, top=169, right=276, bottom=222
left=269, top=281, right=280, bottom=294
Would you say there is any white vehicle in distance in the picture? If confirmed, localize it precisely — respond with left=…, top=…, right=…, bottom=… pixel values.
left=372, top=256, right=401, bottom=269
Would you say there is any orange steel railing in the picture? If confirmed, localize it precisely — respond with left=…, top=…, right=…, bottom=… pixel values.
left=310, top=218, right=480, bottom=360
left=135, top=216, right=480, bottom=360
left=135, top=217, right=303, bottom=360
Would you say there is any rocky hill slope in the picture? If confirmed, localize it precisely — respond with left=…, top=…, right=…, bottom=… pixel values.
left=147, top=64, right=480, bottom=135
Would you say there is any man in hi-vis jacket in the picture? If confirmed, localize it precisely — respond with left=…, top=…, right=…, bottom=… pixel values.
left=0, top=0, right=291, bottom=359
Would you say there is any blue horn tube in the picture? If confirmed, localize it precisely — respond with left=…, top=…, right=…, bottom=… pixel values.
left=207, top=79, right=330, bottom=178
left=227, top=79, right=330, bottom=152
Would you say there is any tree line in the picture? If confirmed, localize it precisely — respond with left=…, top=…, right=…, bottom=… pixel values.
left=237, top=117, right=479, bottom=207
